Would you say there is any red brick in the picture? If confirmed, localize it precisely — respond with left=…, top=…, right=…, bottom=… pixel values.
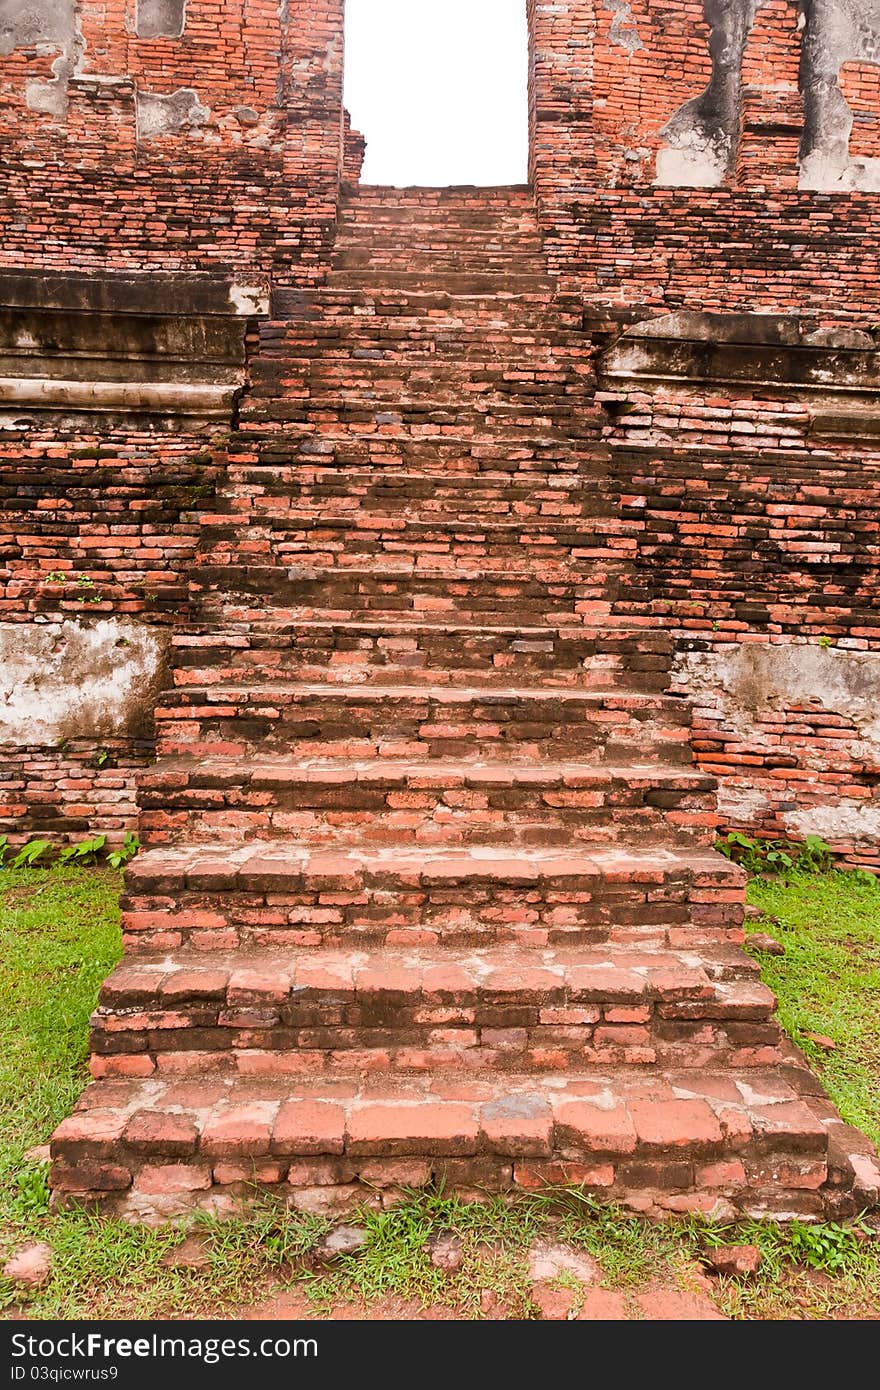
left=200, top=1104, right=277, bottom=1158
left=136, top=1164, right=213, bottom=1194
left=346, top=1102, right=479, bottom=1156
left=629, top=1100, right=723, bottom=1151
left=123, top=1111, right=199, bottom=1157
left=552, top=1100, right=637, bottom=1155
left=272, top=1101, right=346, bottom=1156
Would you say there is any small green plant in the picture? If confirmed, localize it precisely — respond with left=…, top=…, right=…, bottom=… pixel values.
left=796, top=835, right=835, bottom=872
left=95, top=748, right=114, bottom=769
left=715, top=832, right=834, bottom=876
left=58, top=834, right=107, bottom=867
left=107, top=832, right=140, bottom=871
left=14, top=1165, right=51, bottom=1218
left=788, top=1220, right=868, bottom=1273
left=75, top=576, right=102, bottom=605
left=45, top=571, right=66, bottom=585
left=716, top=832, right=793, bottom=874
left=817, top=636, right=834, bottom=649
left=10, top=839, right=53, bottom=869
left=0, top=834, right=8, bottom=867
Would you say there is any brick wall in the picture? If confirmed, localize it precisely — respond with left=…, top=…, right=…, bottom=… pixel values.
left=0, top=0, right=345, bottom=284
left=598, top=333, right=880, bottom=868
left=0, top=420, right=219, bottom=845
left=2, top=0, right=880, bottom=859
left=523, top=1, right=880, bottom=864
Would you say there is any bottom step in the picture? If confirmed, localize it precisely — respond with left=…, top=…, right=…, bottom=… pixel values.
left=49, top=1066, right=877, bottom=1224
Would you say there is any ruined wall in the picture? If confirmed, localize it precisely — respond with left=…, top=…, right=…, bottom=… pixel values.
left=0, top=0, right=348, bottom=844
left=525, top=2, right=880, bottom=862
left=0, top=268, right=244, bottom=843
left=598, top=311, right=880, bottom=867
left=530, top=0, right=880, bottom=316
left=0, top=0, right=345, bottom=282
left=3, top=0, right=880, bottom=857
left=0, top=416, right=219, bottom=844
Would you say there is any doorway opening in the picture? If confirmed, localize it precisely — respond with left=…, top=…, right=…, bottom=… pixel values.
left=343, top=0, right=530, bottom=187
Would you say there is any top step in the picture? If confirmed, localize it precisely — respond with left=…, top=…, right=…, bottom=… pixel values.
left=335, top=188, right=542, bottom=243
left=343, top=186, right=533, bottom=207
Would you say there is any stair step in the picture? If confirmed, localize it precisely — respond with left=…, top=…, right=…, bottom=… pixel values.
left=224, top=459, right=606, bottom=482
left=330, top=271, right=555, bottom=295
left=49, top=1067, right=832, bottom=1221
left=89, top=940, right=777, bottom=1077
left=239, top=398, right=591, bottom=429
left=154, top=681, right=692, bottom=763
left=171, top=622, right=671, bottom=692
left=272, top=288, right=573, bottom=324
left=137, top=756, right=716, bottom=850
left=187, top=565, right=625, bottom=628
left=333, top=252, right=547, bottom=273
left=120, top=841, right=745, bottom=954
left=196, top=522, right=629, bottom=569
left=259, top=334, right=586, bottom=356
left=198, top=512, right=619, bottom=537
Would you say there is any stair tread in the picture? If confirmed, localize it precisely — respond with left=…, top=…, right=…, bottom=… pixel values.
left=163, top=681, right=675, bottom=701
left=143, top=756, right=713, bottom=786
left=54, top=1066, right=829, bottom=1163
left=174, top=620, right=662, bottom=639
left=127, top=838, right=743, bottom=887
left=100, top=940, right=766, bottom=1006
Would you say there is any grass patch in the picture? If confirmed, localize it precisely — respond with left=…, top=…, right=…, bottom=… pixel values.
left=0, top=864, right=878, bottom=1320
left=746, top=869, right=880, bottom=1148
left=0, top=866, right=122, bottom=1229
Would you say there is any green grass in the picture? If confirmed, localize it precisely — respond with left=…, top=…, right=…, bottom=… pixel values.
left=0, top=864, right=878, bottom=1321
left=0, top=866, right=122, bottom=1226
left=746, top=869, right=880, bottom=1148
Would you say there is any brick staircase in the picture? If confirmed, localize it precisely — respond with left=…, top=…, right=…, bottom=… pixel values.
left=50, top=187, right=878, bottom=1222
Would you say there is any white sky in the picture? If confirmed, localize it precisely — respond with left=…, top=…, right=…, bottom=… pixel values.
left=344, top=0, right=529, bottom=187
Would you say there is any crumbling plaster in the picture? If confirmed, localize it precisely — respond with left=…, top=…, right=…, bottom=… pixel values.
left=0, top=0, right=84, bottom=117
left=0, top=619, right=169, bottom=745
left=136, top=87, right=210, bottom=139
left=0, top=0, right=76, bottom=55
left=674, top=642, right=880, bottom=841
left=136, top=0, right=187, bottom=41
left=655, top=0, right=880, bottom=188
left=799, top=0, right=880, bottom=189
left=657, top=0, right=759, bottom=187
left=1, top=0, right=210, bottom=136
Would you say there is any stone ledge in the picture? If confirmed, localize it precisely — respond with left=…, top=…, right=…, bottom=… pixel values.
left=0, top=269, right=270, bottom=428
left=0, top=270, right=269, bottom=319
left=597, top=310, right=880, bottom=404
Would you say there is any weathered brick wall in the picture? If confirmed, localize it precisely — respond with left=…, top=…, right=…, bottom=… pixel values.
left=0, top=422, right=219, bottom=845
left=0, top=0, right=345, bottom=283
left=597, top=326, right=880, bottom=868
left=2, top=0, right=880, bottom=860
left=530, top=1, right=880, bottom=315
left=0, top=430, right=218, bottom=625
left=523, top=1, right=880, bottom=864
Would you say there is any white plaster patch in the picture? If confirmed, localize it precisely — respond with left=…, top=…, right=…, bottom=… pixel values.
left=0, top=620, right=168, bottom=745
left=786, top=801, right=880, bottom=841
left=605, top=0, right=643, bottom=54
left=136, top=88, right=210, bottom=140
left=655, top=138, right=728, bottom=187
left=716, top=783, right=772, bottom=823
left=799, top=151, right=880, bottom=192
left=228, top=283, right=270, bottom=317
left=674, top=644, right=880, bottom=756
